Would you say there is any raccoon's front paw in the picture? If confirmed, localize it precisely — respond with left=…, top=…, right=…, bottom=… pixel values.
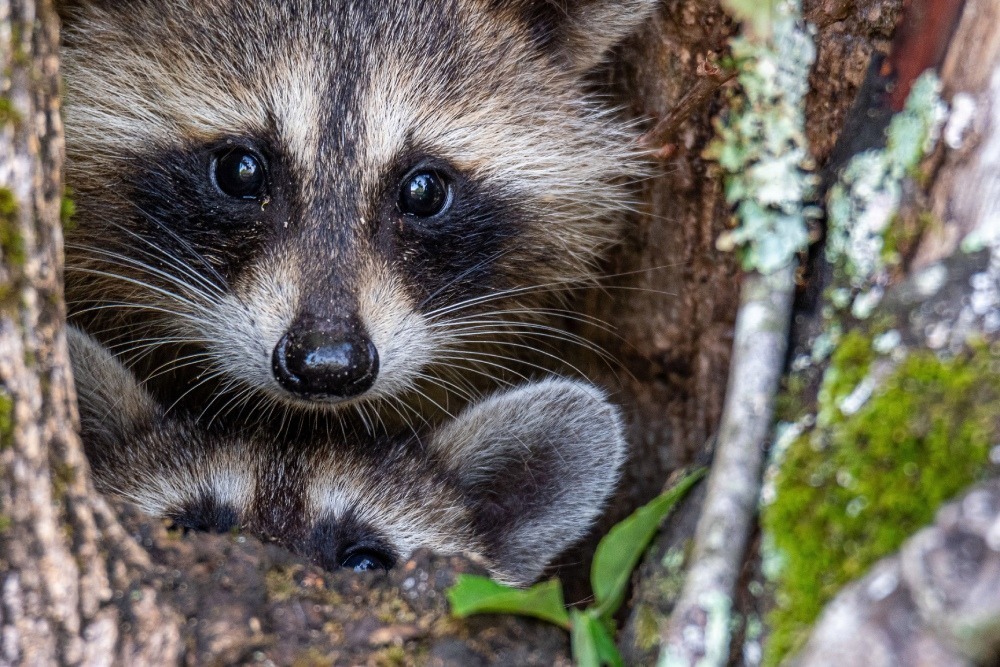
left=429, top=378, right=626, bottom=586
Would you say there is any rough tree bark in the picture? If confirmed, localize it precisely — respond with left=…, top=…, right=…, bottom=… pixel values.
left=0, top=0, right=183, bottom=664
left=594, top=1, right=902, bottom=663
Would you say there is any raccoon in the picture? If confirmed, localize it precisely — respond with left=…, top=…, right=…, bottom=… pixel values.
left=69, top=327, right=626, bottom=586
left=59, top=0, right=653, bottom=421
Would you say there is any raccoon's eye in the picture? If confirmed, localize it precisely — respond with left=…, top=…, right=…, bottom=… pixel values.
left=341, top=547, right=393, bottom=572
left=398, top=169, right=450, bottom=218
left=213, top=149, right=266, bottom=199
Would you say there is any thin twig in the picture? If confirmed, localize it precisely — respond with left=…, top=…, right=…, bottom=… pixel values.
left=640, top=63, right=736, bottom=158
left=659, top=265, right=797, bottom=667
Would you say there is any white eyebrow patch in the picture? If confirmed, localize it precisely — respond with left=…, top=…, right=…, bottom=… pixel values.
left=269, top=53, right=326, bottom=185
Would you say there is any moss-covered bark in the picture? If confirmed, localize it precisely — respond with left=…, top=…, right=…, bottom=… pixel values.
left=761, top=0, right=1000, bottom=662
left=764, top=335, right=999, bottom=662
left=615, top=1, right=904, bottom=662
left=0, top=1, right=185, bottom=662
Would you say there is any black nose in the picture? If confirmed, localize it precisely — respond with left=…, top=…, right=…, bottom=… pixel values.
left=272, top=320, right=379, bottom=399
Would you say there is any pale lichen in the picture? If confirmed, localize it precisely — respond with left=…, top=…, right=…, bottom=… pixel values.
left=708, top=0, right=818, bottom=275
left=826, top=73, right=947, bottom=314
left=659, top=590, right=733, bottom=667
left=742, top=613, right=764, bottom=667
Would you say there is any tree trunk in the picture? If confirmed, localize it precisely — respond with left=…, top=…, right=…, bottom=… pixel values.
left=0, top=1, right=183, bottom=663
left=784, top=0, right=1000, bottom=662
left=590, top=1, right=903, bottom=662
left=758, top=0, right=1000, bottom=663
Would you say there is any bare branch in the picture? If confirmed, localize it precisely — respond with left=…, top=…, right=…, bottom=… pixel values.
left=659, top=266, right=796, bottom=666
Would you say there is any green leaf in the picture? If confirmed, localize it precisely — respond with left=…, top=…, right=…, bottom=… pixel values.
left=570, top=610, right=600, bottom=667
left=571, top=610, right=624, bottom=667
left=589, top=614, right=625, bottom=667
left=591, top=468, right=706, bottom=619
left=446, top=575, right=570, bottom=629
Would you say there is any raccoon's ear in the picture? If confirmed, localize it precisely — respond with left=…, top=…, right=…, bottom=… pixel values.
left=428, top=378, right=627, bottom=586
left=66, top=326, right=161, bottom=450
left=55, top=0, right=129, bottom=23
left=498, top=0, right=658, bottom=73
left=55, top=0, right=94, bottom=18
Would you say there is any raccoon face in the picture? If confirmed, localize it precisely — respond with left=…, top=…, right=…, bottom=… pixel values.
left=69, top=327, right=627, bottom=586
left=60, top=0, right=653, bottom=413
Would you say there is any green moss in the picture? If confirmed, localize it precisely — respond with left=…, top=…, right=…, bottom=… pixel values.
left=61, top=191, right=77, bottom=232
left=50, top=462, right=77, bottom=501
left=265, top=567, right=301, bottom=603
left=0, top=188, right=25, bottom=269
left=775, top=371, right=809, bottom=423
left=0, top=189, right=18, bottom=219
left=763, top=344, right=999, bottom=664
left=814, top=331, right=873, bottom=429
left=290, top=649, right=336, bottom=667
left=370, top=646, right=408, bottom=667
left=882, top=211, right=936, bottom=270
left=0, top=98, right=20, bottom=126
left=0, top=390, right=13, bottom=449
left=620, top=545, right=691, bottom=654
left=265, top=566, right=343, bottom=607
left=633, top=605, right=662, bottom=651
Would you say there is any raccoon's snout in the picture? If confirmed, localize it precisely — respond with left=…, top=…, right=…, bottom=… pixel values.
left=271, top=317, right=380, bottom=400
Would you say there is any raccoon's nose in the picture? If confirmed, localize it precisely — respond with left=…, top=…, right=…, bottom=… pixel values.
left=272, top=321, right=379, bottom=399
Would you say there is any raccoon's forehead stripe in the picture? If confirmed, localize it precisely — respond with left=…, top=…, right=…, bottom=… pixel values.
left=270, top=57, right=328, bottom=184
left=64, top=44, right=328, bottom=181
left=306, top=460, right=476, bottom=557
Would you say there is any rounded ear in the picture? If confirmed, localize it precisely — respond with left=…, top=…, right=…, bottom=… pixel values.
left=428, top=378, right=627, bottom=586
left=55, top=0, right=133, bottom=25
left=66, top=325, right=161, bottom=452
left=493, top=0, right=659, bottom=73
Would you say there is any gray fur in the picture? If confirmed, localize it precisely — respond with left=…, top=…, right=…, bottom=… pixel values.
left=68, top=327, right=626, bottom=586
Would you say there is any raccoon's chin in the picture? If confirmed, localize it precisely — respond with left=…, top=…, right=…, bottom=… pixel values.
left=272, top=389, right=372, bottom=410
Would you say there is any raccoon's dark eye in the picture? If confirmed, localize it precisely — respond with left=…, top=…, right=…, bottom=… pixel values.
left=398, top=170, right=449, bottom=218
left=341, top=548, right=393, bottom=572
left=213, top=149, right=266, bottom=199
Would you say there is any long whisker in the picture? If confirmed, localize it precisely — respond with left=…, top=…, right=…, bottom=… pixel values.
left=441, top=342, right=593, bottom=384
left=115, top=201, right=230, bottom=291
left=415, top=248, right=511, bottom=312
left=66, top=266, right=217, bottom=319
left=164, top=366, right=230, bottom=416
left=66, top=245, right=222, bottom=310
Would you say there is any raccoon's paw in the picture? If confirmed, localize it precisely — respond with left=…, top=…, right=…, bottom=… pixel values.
left=429, top=378, right=626, bottom=586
